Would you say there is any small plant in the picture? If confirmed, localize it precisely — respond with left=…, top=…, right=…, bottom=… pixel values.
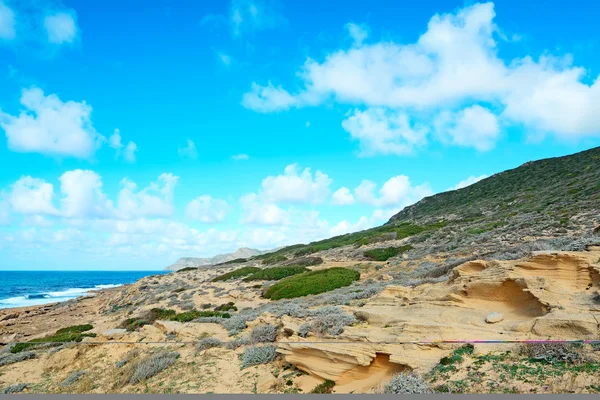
left=263, top=268, right=361, bottom=300
left=214, top=302, right=237, bottom=312
left=243, top=266, right=309, bottom=281
left=383, top=373, right=432, bottom=394
left=212, top=267, right=261, bottom=282
left=240, top=345, right=278, bottom=369
left=60, top=370, right=86, bottom=387
left=55, top=324, right=93, bottom=335
left=310, top=308, right=356, bottom=336
left=196, top=337, right=223, bottom=352
left=298, top=323, right=311, bottom=338
left=1, top=383, right=28, bottom=394
left=363, top=245, right=413, bottom=261
left=116, top=349, right=139, bottom=368
left=250, top=324, right=278, bottom=343
left=0, top=351, right=36, bottom=367
left=126, top=351, right=179, bottom=385
left=226, top=335, right=252, bottom=350
left=521, top=342, right=583, bottom=364
left=311, top=380, right=335, bottom=393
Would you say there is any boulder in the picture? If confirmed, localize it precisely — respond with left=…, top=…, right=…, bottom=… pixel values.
left=485, top=312, right=504, bottom=324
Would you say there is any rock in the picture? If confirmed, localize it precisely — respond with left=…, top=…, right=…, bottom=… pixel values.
left=485, top=312, right=504, bottom=323
left=103, top=329, right=127, bottom=337
left=0, top=313, right=20, bottom=322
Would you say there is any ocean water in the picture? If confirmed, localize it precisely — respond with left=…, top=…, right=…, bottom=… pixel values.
left=0, top=271, right=163, bottom=309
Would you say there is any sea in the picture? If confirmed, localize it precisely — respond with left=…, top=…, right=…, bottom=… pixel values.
left=0, top=271, right=164, bottom=309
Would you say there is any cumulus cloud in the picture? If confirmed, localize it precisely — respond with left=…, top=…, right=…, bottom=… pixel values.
left=329, top=215, right=370, bottom=236
left=109, top=129, right=138, bottom=163
left=59, top=170, right=114, bottom=218
left=0, top=87, right=103, bottom=158
left=178, top=139, right=198, bottom=160
left=240, top=192, right=289, bottom=225
left=0, top=0, right=15, bottom=40
left=44, top=12, right=78, bottom=44
left=260, top=164, right=332, bottom=204
left=449, top=174, right=489, bottom=191
left=242, top=2, right=600, bottom=151
left=116, top=173, right=179, bottom=219
left=186, top=195, right=229, bottom=223
left=346, top=22, right=368, bottom=46
left=342, top=108, right=427, bottom=155
left=355, top=175, right=432, bottom=208
left=331, top=187, right=355, bottom=205
left=10, top=176, right=60, bottom=215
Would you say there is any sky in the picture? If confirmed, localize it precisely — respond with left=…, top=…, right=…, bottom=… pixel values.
left=0, top=0, right=599, bottom=270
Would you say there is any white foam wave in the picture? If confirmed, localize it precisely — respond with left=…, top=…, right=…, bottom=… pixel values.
left=0, top=284, right=124, bottom=309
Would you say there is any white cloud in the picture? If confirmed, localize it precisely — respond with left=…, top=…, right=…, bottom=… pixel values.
left=108, top=129, right=138, bottom=163
left=240, top=192, right=289, bottom=225
left=116, top=173, right=179, bottom=219
left=346, top=22, right=368, bottom=46
left=0, top=87, right=103, bottom=158
left=232, top=153, right=249, bottom=160
left=329, top=216, right=370, bottom=236
left=59, top=170, right=114, bottom=219
left=186, top=195, right=228, bottom=223
left=261, top=164, right=332, bottom=204
left=449, top=174, right=488, bottom=191
left=218, top=52, right=232, bottom=65
left=0, top=0, right=15, bottom=40
left=331, top=187, right=355, bottom=205
left=242, top=2, right=600, bottom=149
left=44, top=12, right=78, bottom=44
left=10, top=176, right=59, bottom=215
left=178, top=139, right=198, bottom=160
left=434, top=105, right=499, bottom=151
left=355, top=175, right=432, bottom=208
left=230, top=0, right=285, bottom=36
left=342, top=108, right=428, bottom=155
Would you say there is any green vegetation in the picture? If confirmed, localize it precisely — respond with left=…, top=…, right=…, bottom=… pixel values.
left=243, top=266, right=309, bottom=281
left=169, top=310, right=231, bottom=323
left=214, top=302, right=237, bottom=312
left=363, top=245, right=413, bottom=261
left=263, top=267, right=361, bottom=300
left=311, top=380, right=335, bottom=394
left=176, top=267, right=197, bottom=272
left=11, top=326, right=97, bottom=353
left=55, top=324, right=93, bottom=335
left=260, top=254, right=288, bottom=265
left=212, top=267, right=261, bottom=282
left=119, top=308, right=230, bottom=330
left=219, top=257, right=248, bottom=265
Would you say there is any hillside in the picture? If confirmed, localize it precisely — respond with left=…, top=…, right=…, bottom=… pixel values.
left=165, top=248, right=273, bottom=271
left=1, top=146, right=600, bottom=394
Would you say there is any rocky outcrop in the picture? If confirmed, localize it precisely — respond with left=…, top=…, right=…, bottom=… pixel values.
left=164, top=248, right=268, bottom=271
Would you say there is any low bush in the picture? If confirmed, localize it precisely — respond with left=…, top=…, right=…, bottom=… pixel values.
left=521, top=343, right=583, bottom=364
left=214, top=302, right=237, bottom=312
left=311, top=380, right=335, bottom=394
left=216, top=258, right=248, bottom=266
left=212, top=267, right=261, bottom=282
left=60, top=370, right=86, bottom=387
left=116, top=349, right=139, bottom=369
left=196, top=337, right=223, bottom=352
left=383, top=373, right=432, bottom=394
left=176, top=267, right=197, bottom=272
left=310, top=307, right=356, bottom=336
left=55, top=324, right=93, bottom=335
left=125, top=351, right=179, bottom=385
left=1, top=383, right=29, bottom=394
left=250, top=324, right=278, bottom=343
left=0, top=351, right=36, bottom=367
left=10, top=329, right=96, bottom=354
left=364, top=245, right=413, bottom=261
left=170, top=310, right=230, bottom=323
left=282, top=256, right=323, bottom=267
left=298, top=323, right=311, bottom=338
left=226, top=335, right=251, bottom=350
left=260, top=254, right=288, bottom=265
left=263, top=268, right=360, bottom=300
left=240, top=345, right=278, bottom=369
left=243, top=266, right=309, bottom=282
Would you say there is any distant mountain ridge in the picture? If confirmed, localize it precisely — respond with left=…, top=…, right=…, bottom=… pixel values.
left=164, top=247, right=270, bottom=271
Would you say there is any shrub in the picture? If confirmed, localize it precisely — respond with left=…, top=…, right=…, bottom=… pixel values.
left=148, top=308, right=177, bottom=320
left=116, top=350, right=139, bottom=368
left=119, top=317, right=149, bottom=332
left=55, top=324, right=93, bottom=335
left=271, top=303, right=308, bottom=318
left=170, top=310, right=230, bottom=323
left=298, top=323, right=311, bottom=338
left=383, top=373, right=432, bottom=394
left=521, top=343, right=583, bottom=364
left=364, top=245, right=413, bottom=261
left=263, top=268, right=361, bottom=300
left=282, top=256, right=323, bottom=267
left=311, top=380, right=335, bottom=394
left=243, top=266, right=309, bottom=282
left=216, top=257, right=248, bottom=266
left=196, top=337, right=223, bottom=352
left=311, top=308, right=356, bottom=336
left=10, top=330, right=96, bottom=354
left=250, top=324, right=278, bottom=343
left=240, top=345, right=278, bottom=369
left=127, top=351, right=179, bottom=385
left=261, top=254, right=288, bottom=265
left=1, top=383, right=28, bottom=394
left=226, top=335, right=251, bottom=350
left=176, top=267, right=197, bottom=272
left=0, top=351, right=36, bottom=367
left=212, top=267, right=261, bottom=282
left=214, top=302, right=237, bottom=312
left=60, top=370, right=86, bottom=387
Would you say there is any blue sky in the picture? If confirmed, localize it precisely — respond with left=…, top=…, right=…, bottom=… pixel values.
left=0, top=0, right=598, bottom=270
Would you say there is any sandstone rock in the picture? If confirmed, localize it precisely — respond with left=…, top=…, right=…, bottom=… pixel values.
left=485, top=312, right=504, bottom=323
